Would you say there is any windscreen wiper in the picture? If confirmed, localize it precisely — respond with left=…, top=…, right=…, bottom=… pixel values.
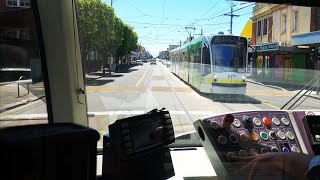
left=281, top=73, right=320, bottom=110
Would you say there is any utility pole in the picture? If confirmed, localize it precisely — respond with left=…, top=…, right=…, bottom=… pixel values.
left=111, top=0, right=113, bottom=6
left=224, top=2, right=239, bottom=35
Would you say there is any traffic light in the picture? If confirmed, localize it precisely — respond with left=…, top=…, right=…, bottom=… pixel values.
left=317, top=46, right=320, bottom=61
left=310, top=48, right=316, bottom=62
left=248, top=52, right=257, bottom=63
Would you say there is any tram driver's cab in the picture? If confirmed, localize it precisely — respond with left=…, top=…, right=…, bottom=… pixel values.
left=1, top=0, right=320, bottom=180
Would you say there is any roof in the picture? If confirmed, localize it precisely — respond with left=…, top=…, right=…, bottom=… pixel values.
left=292, top=31, right=320, bottom=46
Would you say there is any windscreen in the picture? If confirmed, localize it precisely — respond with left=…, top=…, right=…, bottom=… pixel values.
left=212, top=45, right=247, bottom=72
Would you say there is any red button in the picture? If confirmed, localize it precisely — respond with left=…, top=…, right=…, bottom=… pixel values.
left=263, top=118, right=271, bottom=126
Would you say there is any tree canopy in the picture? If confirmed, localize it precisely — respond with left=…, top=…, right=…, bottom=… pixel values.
left=77, top=0, right=138, bottom=63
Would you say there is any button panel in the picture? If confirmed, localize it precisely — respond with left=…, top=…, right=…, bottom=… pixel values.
left=201, top=110, right=302, bottom=164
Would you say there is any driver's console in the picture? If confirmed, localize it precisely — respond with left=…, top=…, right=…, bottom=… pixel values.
left=194, top=110, right=320, bottom=179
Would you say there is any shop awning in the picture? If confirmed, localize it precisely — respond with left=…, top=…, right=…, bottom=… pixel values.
left=240, top=19, right=252, bottom=39
left=292, top=31, right=320, bottom=46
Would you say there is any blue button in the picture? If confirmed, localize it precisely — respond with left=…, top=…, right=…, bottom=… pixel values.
left=271, top=147, right=280, bottom=152
left=283, top=147, right=289, bottom=152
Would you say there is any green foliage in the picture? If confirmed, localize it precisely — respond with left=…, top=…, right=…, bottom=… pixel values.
left=77, top=0, right=138, bottom=63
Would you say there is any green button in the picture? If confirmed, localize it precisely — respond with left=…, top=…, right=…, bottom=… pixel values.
left=260, top=132, right=268, bottom=140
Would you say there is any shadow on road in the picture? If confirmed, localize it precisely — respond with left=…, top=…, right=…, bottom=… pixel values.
left=172, top=73, right=262, bottom=104
left=86, top=79, right=114, bottom=86
left=200, top=93, right=262, bottom=104
left=89, top=72, right=123, bottom=78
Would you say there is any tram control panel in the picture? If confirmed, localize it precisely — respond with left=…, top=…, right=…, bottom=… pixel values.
left=194, top=110, right=318, bottom=180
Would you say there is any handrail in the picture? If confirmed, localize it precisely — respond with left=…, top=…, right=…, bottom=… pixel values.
left=280, top=72, right=320, bottom=110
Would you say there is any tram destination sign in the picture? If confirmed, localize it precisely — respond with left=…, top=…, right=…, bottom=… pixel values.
left=255, top=42, right=279, bottom=52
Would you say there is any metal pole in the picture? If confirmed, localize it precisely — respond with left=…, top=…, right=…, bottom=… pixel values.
left=230, top=3, right=233, bottom=35
left=111, top=0, right=113, bottom=6
left=17, top=83, right=19, bottom=98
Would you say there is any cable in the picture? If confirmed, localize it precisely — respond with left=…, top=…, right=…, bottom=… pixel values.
left=290, top=82, right=317, bottom=110
left=126, top=0, right=150, bottom=17
left=193, top=0, right=220, bottom=25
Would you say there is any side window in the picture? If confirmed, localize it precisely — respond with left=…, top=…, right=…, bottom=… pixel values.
left=201, top=45, right=211, bottom=76
left=202, top=46, right=210, bottom=65
left=0, top=2, right=49, bottom=127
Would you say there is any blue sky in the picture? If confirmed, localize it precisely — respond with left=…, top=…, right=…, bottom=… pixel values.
left=104, top=0, right=253, bottom=56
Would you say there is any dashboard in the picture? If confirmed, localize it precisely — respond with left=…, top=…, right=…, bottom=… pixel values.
left=193, top=110, right=319, bottom=179
left=98, top=109, right=320, bottom=179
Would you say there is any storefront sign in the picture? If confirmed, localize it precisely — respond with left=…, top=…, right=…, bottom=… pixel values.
left=255, top=42, right=279, bottom=52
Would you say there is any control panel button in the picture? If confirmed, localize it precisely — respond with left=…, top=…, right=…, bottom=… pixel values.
left=253, top=117, right=262, bottom=126
left=123, top=135, right=131, bottom=141
left=277, top=130, right=286, bottom=140
left=272, top=117, right=281, bottom=126
left=260, top=132, right=268, bottom=140
left=251, top=132, right=259, bottom=141
left=281, top=117, right=290, bottom=126
left=233, top=119, right=241, bottom=128
left=243, top=117, right=253, bottom=129
left=291, top=146, right=301, bottom=153
left=269, top=131, right=276, bottom=140
left=271, top=147, right=280, bottom=152
left=283, top=147, right=290, bottom=152
left=250, top=149, right=259, bottom=156
left=229, top=134, right=238, bottom=143
left=286, top=131, right=295, bottom=140
left=239, top=150, right=247, bottom=157
left=261, top=148, right=269, bottom=153
left=263, top=118, right=271, bottom=126
left=210, top=121, right=220, bottom=129
left=314, top=135, right=320, bottom=142
left=122, top=129, right=130, bottom=134
left=227, top=152, right=236, bottom=160
left=240, top=133, right=249, bottom=142
left=218, top=135, right=227, bottom=145
left=121, top=122, right=129, bottom=128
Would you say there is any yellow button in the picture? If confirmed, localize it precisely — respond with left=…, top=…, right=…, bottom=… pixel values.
left=251, top=132, right=259, bottom=141
left=240, top=133, right=248, bottom=142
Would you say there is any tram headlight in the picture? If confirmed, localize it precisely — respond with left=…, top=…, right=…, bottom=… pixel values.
left=242, top=75, right=247, bottom=82
left=213, top=74, right=218, bottom=82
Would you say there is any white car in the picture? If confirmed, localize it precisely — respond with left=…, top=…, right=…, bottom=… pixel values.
left=136, top=60, right=143, bottom=66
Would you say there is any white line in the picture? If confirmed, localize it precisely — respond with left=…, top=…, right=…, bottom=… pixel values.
left=135, top=65, right=150, bottom=86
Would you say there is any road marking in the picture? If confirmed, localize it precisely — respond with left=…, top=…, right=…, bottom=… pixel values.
left=262, top=102, right=280, bottom=109
left=135, top=65, right=150, bottom=86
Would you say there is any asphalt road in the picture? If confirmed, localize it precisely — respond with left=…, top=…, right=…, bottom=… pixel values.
left=2, top=62, right=320, bottom=145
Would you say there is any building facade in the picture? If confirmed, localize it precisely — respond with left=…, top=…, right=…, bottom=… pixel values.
left=250, top=3, right=320, bottom=85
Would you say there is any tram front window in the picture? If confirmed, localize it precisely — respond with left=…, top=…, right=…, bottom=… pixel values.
left=212, top=45, right=246, bottom=73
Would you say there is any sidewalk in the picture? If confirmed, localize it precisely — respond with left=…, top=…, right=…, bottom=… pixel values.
left=0, top=81, right=45, bottom=113
left=248, top=79, right=320, bottom=100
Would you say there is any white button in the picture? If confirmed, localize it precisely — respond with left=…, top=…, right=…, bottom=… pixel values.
left=281, top=117, right=290, bottom=126
left=239, top=150, right=247, bottom=157
left=277, top=130, right=286, bottom=140
left=272, top=117, right=280, bottom=126
left=233, top=119, right=241, bottom=128
left=218, top=135, right=227, bottom=145
left=286, top=131, right=295, bottom=140
left=250, top=149, right=259, bottom=156
left=210, top=121, right=220, bottom=129
left=291, top=146, right=300, bottom=153
left=269, top=131, right=276, bottom=140
left=229, top=134, right=238, bottom=143
left=253, top=117, right=262, bottom=126
left=227, top=152, right=236, bottom=160
left=315, top=135, right=320, bottom=141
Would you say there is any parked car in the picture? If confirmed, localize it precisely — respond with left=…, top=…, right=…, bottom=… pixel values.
left=150, top=59, right=156, bottom=65
left=136, top=60, right=143, bottom=66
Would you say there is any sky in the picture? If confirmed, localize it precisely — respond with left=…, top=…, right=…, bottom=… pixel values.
left=103, top=0, right=254, bottom=56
